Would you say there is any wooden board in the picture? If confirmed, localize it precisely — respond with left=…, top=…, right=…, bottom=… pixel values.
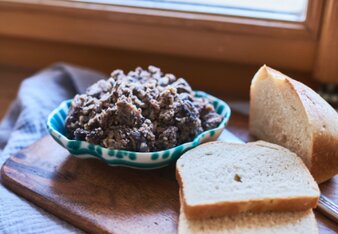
left=1, top=112, right=337, bottom=233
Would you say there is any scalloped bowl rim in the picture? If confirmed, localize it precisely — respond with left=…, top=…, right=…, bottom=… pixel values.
left=47, top=91, right=231, bottom=167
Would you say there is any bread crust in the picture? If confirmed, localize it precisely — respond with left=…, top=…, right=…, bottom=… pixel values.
left=181, top=197, right=318, bottom=219
left=176, top=142, right=319, bottom=219
left=250, top=66, right=338, bottom=184
left=178, top=195, right=319, bottom=234
left=177, top=167, right=318, bottom=219
left=311, top=133, right=338, bottom=183
left=286, top=78, right=338, bottom=183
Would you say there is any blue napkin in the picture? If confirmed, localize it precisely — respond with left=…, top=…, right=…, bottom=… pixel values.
left=0, top=63, right=106, bottom=234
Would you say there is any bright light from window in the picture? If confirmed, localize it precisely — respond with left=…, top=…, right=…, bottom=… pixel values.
left=74, top=0, right=308, bottom=22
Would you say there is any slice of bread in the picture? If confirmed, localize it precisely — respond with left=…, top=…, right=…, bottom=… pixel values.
left=176, top=141, right=319, bottom=219
left=250, top=65, right=338, bottom=183
left=178, top=206, right=318, bottom=234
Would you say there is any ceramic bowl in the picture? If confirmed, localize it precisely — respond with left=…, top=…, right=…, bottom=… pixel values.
left=47, top=91, right=231, bottom=169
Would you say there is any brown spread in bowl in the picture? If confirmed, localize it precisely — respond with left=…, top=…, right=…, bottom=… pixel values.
left=65, top=66, right=223, bottom=152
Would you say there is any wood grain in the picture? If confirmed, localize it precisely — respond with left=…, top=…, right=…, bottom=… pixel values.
left=1, top=137, right=179, bottom=234
left=0, top=36, right=319, bottom=105
left=0, top=0, right=323, bottom=39
left=1, top=110, right=337, bottom=233
left=0, top=67, right=32, bottom=118
left=0, top=0, right=322, bottom=71
left=314, top=0, right=338, bottom=84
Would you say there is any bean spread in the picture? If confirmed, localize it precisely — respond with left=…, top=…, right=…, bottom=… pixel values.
left=65, top=66, right=223, bottom=152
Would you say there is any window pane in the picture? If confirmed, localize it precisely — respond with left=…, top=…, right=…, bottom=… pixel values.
left=74, top=0, right=308, bottom=21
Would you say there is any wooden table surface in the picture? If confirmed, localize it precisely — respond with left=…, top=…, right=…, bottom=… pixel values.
left=0, top=68, right=27, bottom=118
left=1, top=108, right=337, bottom=233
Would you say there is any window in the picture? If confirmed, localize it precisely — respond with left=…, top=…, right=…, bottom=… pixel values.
left=0, top=0, right=327, bottom=73
left=76, top=0, right=309, bottom=22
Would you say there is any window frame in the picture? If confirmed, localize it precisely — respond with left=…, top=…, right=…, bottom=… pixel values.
left=0, top=0, right=325, bottom=72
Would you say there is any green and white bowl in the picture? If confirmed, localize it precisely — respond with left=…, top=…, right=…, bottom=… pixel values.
left=47, top=91, right=231, bottom=169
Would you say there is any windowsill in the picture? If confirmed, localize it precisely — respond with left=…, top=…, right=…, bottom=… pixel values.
left=0, top=0, right=324, bottom=71
left=72, top=0, right=309, bottom=22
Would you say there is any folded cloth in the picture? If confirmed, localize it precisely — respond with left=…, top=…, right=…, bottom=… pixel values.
left=0, top=63, right=106, bottom=234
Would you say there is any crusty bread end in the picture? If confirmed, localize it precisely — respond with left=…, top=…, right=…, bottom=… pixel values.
left=250, top=65, right=338, bottom=183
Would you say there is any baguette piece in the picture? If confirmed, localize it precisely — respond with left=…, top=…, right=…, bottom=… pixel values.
left=250, top=65, right=338, bottom=183
left=179, top=207, right=318, bottom=234
left=176, top=141, right=319, bottom=219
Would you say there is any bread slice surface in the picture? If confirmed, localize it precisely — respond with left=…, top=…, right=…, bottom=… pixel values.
left=176, top=141, right=319, bottom=219
left=250, top=65, right=338, bottom=183
left=178, top=207, right=318, bottom=234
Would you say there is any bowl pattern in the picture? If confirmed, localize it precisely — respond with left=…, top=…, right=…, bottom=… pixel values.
left=47, top=91, right=231, bottom=169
